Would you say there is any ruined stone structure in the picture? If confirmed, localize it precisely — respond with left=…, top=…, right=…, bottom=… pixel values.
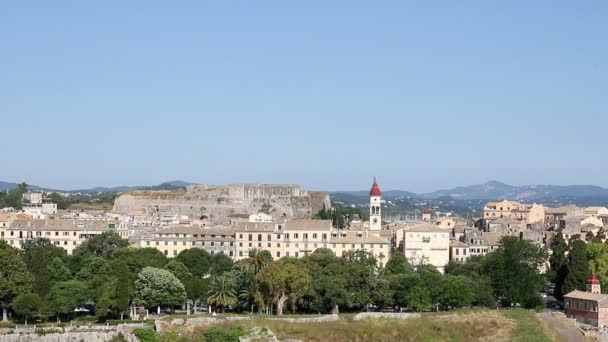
left=113, top=184, right=331, bottom=224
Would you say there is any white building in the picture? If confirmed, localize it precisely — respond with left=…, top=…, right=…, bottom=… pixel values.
left=395, top=222, right=450, bottom=273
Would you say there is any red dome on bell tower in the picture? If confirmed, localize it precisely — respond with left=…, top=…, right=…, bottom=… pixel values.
left=370, top=178, right=382, bottom=197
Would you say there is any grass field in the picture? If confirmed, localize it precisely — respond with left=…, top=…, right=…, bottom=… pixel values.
left=158, top=309, right=555, bottom=342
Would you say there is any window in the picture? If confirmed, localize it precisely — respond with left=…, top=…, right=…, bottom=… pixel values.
left=267, top=234, right=272, bottom=241
left=277, top=243, right=281, bottom=247
left=173, top=250, right=177, bottom=256
left=239, top=234, right=243, bottom=239
left=313, top=233, right=317, bottom=239
left=183, top=241, right=186, bottom=246
left=221, top=242, right=225, bottom=247
left=295, top=252, right=299, bottom=257
left=239, top=251, right=243, bottom=257
left=286, top=233, right=290, bottom=239
left=211, top=242, right=215, bottom=246
left=303, top=233, right=308, bottom=240
left=165, top=241, right=168, bottom=246
left=156, top=241, right=159, bottom=246
left=230, top=251, right=234, bottom=257
left=164, top=250, right=168, bottom=255
left=286, top=252, right=290, bottom=257
left=173, top=241, right=177, bottom=246
left=456, top=249, right=459, bottom=256
left=239, top=242, right=243, bottom=247
left=276, top=251, right=280, bottom=258
left=267, top=243, right=271, bottom=248
left=248, top=234, right=252, bottom=241
left=146, top=241, right=150, bottom=246
left=257, top=234, right=262, bottom=241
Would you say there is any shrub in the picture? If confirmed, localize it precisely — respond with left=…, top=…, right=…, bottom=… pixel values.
left=202, top=326, right=247, bottom=342
left=133, top=328, right=157, bottom=342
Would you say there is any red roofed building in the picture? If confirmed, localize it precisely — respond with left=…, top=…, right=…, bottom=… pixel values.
left=422, top=208, right=431, bottom=222
left=564, top=274, right=608, bottom=327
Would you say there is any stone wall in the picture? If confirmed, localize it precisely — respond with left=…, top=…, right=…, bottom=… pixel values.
left=0, top=324, right=143, bottom=342
left=352, top=312, right=421, bottom=321
left=113, top=184, right=331, bottom=224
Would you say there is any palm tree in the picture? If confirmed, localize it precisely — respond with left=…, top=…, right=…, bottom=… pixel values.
left=207, top=275, right=237, bottom=313
left=247, top=248, right=272, bottom=275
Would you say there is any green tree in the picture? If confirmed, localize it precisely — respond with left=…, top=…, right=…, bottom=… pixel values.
left=257, top=260, right=311, bottom=315
left=164, top=260, right=193, bottom=284
left=20, top=238, right=66, bottom=268
left=13, top=293, right=43, bottom=325
left=341, top=250, right=379, bottom=310
left=384, top=252, right=414, bottom=275
left=134, top=267, right=186, bottom=314
left=210, top=253, right=234, bottom=276
left=207, top=275, right=238, bottom=313
left=481, top=236, right=547, bottom=308
left=562, top=240, right=590, bottom=296
left=45, top=280, right=88, bottom=322
left=74, top=232, right=128, bottom=259
left=115, top=261, right=131, bottom=320
left=0, top=242, right=33, bottom=321
left=439, top=275, right=474, bottom=309
left=176, top=249, right=212, bottom=278
left=48, top=257, right=73, bottom=283
left=405, top=286, right=432, bottom=312
left=247, top=248, right=273, bottom=275
left=550, top=229, right=567, bottom=273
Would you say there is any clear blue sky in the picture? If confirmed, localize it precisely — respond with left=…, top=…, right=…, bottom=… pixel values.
left=1, top=1, right=606, bottom=192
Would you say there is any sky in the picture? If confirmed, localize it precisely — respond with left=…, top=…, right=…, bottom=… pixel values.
left=1, top=1, right=607, bottom=193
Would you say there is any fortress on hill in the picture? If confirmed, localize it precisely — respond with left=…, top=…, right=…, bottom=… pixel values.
left=112, top=183, right=332, bottom=224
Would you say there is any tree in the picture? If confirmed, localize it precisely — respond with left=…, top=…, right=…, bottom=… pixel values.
left=587, top=243, right=608, bottom=282
left=73, top=232, right=128, bottom=259
left=20, top=238, right=66, bottom=268
left=134, top=267, right=186, bottom=314
left=115, top=261, right=131, bottom=320
left=384, top=253, right=414, bottom=275
left=550, top=229, right=567, bottom=273
left=210, top=253, right=234, bottom=276
left=20, top=238, right=65, bottom=298
left=309, top=275, right=351, bottom=314
left=481, top=236, right=547, bottom=308
left=257, top=260, right=311, bottom=315
left=176, top=249, right=212, bottom=278
left=164, top=261, right=193, bottom=284
left=439, top=275, right=474, bottom=309
left=246, top=248, right=272, bottom=275
left=405, top=286, right=432, bottom=312
left=341, top=250, right=379, bottom=310
left=0, top=242, right=33, bottom=321
left=207, top=275, right=238, bottom=313
left=562, top=240, right=590, bottom=296
left=13, top=293, right=43, bottom=325
left=45, top=280, right=88, bottom=322
left=48, top=257, right=73, bottom=284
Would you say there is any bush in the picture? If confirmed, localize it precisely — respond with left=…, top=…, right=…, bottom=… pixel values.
left=202, top=326, right=247, bottom=342
left=109, top=333, right=128, bottom=342
left=0, top=322, right=16, bottom=328
left=133, top=328, right=157, bottom=342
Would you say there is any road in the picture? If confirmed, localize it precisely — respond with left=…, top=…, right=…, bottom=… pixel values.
left=539, top=311, right=586, bottom=342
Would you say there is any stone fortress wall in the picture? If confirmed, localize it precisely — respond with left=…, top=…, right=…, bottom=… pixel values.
left=113, top=183, right=331, bottom=223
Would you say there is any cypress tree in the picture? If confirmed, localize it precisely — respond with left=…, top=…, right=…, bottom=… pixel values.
left=549, top=229, right=567, bottom=272
left=562, top=240, right=590, bottom=296
left=115, top=261, right=131, bottom=320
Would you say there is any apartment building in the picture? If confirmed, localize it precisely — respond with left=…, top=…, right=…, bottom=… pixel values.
left=2, top=219, right=120, bottom=254
left=138, top=226, right=237, bottom=258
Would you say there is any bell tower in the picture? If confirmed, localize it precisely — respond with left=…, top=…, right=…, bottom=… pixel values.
left=587, top=274, right=601, bottom=294
left=369, top=178, right=382, bottom=231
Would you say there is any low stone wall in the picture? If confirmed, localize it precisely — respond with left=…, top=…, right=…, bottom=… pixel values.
left=0, top=324, right=143, bottom=342
left=268, top=315, right=340, bottom=323
left=352, top=312, right=421, bottom=321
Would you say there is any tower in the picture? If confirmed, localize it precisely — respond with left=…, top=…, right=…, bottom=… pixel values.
left=587, top=274, right=601, bottom=294
left=422, top=208, right=431, bottom=222
left=369, top=178, right=382, bottom=231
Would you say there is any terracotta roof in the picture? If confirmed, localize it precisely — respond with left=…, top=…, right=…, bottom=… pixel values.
left=233, top=222, right=276, bottom=232
left=400, top=222, right=449, bottom=233
left=284, top=219, right=332, bottom=231
left=564, top=290, right=608, bottom=304
left=9, top=219, right=118, bottom=231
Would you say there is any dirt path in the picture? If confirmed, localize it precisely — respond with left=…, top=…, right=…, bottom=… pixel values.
left=539, top=311, right=586, bottom=342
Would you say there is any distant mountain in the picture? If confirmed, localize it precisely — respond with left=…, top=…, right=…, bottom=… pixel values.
left=0, top=180, right=192, bottom=193
left=418, top=181, right=608, bottom=201
left=329, top=190, right=416, bottom=204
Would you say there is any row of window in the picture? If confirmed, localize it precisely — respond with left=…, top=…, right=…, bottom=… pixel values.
left=239, top=242, right=382, bottom=249
left=565, top=299, right=598, bottom=312
left=146, top=240, right=234, bottom=247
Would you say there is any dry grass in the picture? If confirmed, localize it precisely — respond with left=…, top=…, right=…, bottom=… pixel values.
left=177, top=310, right=528, bottom=342
left=120, top=189, right=186, bottom=197
left=67, top=202, right=114, bottom=211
